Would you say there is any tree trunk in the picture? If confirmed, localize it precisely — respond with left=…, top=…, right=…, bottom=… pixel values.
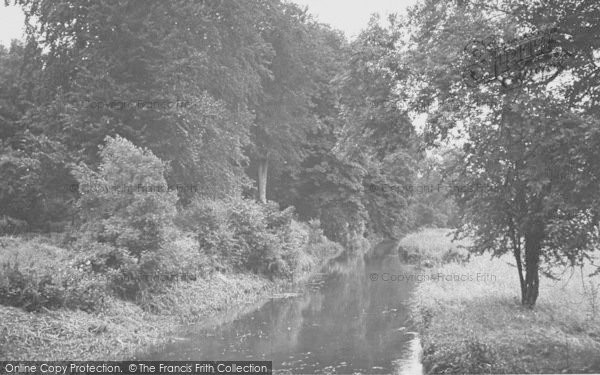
left=512, top=231, right=527, bottom=305
left=257, top=157, right=268, bottom=204
left=522, top=224, right=543, bottom=308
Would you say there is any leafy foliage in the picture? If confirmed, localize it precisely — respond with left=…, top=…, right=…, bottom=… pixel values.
left=0, top=237, right=108, bottom=312
left=72, top=135, right=178, bottom=256
left=402, top=0, right=600, bottom=306
left=408, top=150, right=460, bottom=229
left=176, top=196, right=314, bottom=279
left=66, top=135, right=193, bottom=299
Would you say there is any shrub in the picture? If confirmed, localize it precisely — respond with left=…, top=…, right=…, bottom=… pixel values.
left=441, top=247, right=470, bottom=264
left=222, top=198, right=282, bottom=274
left=69, top=232, right=208, bottom=300
left=285, top=220, right=310, bottom=255
left=175, top=197, right=237, bottom=271
left=70, top=238, right=138, bottom=298
left=68, top=135, right=182, bottom=298
left=307, top=219, right=324, bottom=245
left=0, top=237, right=108, bottom=312
left=305, top=219, right=343, bottom=261
left=424, top=337, right=504, bottom=374
left=159, top=232, right=209, bottom=279
left=177, top=197, right=314, bottom=279
left=61, top=271, right=108, bottom=312
left=72, top=135, right=178, bottom=257
left=319, top=206, right=351, bottom=244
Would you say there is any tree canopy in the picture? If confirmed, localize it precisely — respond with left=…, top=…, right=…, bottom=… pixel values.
left=401, top=0, right=600, bottom=307
left=1, top=0, right=419, bottom=244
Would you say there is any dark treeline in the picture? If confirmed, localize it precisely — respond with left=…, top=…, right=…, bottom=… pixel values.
left=0, top=0, right=452, bottom=316
left=0, top=0, right=435, bottom=243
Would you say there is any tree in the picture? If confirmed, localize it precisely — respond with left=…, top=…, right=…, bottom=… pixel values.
left=336, top=16, right=418, bottom=239
left=340, top=15, right=416, bottom=159
left=0, top=39, right=76, bottom=230
left=451, top=94, right=600, bottom=307
left=402, top=0, right=600, bottom=307
left=249, top=2, right=335, bottom=204
left=279, top=17, right=418, bottom=242
left=6, top=0, right=272, bottom=221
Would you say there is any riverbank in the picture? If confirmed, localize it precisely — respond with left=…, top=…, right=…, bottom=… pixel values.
left=0, top=244, right=342, bottom=361
left=406, top=228, right=600, bottom=373
left=0, top=272, right=276, bottom=360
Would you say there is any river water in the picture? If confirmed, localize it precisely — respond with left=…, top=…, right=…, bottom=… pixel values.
left=146, top=241, right=422, bottom=374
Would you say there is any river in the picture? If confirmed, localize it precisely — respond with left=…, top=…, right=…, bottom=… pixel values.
left=145, top=241, right=423, bottom=374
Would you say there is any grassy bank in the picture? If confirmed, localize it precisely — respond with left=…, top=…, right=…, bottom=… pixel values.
left=0, top=254, right=340, bottom=361
left=406, top=228, right=600, bottom=373
left=0, top=271, right=277, bottom=360
left=0, top=231, right=343, bottom=360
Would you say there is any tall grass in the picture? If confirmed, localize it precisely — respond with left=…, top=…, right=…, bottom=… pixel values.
left=410, top=228, right=600, bottom=374
left=397, top=228, right=471, bottom=265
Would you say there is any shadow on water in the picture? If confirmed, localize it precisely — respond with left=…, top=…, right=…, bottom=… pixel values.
left=144, top=241, right=423, bottom=374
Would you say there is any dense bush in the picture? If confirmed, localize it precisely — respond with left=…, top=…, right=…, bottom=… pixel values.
left=176, top=197, right=336, bottom=279
left=177, top=197, right=277, bottom=275
left=72, top=135, right=178, bottom=257
left=304, top=219, right=343, bottom=260
left=67, top=135, right=190, bottom=299
left=175, top=197, right=238, bottom=272
left=229, top=200, right=296, bottom=276
left=69, top=229, right=209, bottom=300
left=0, top=237, right=108, bottom=312
left=59, top=135, right=208, bottom=300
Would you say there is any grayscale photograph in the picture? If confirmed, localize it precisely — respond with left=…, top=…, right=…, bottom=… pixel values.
left=0, top=0, right=599, bottom=374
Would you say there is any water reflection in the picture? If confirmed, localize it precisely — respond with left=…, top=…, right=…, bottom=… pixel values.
left=146, top=241, right=423, bottom=374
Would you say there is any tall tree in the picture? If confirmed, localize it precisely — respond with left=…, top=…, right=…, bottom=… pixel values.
left=0, top=38, right=74, bottom=230
left=340, top=15, right=416, bottom=159
left=281, top=17, right=419, bottom=242
left=6, top=0, right=275, bottom=221
left=402, top=0, right=600, bottom=307
left=250, top=2, right=329, bottom=203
